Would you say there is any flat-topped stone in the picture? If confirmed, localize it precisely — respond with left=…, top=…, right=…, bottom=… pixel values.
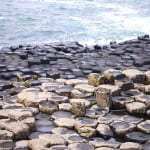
left=125, top=102, right=146, bottom=115
left=120, top=142, right=143, bottom=150
left=123, top=69, right=145, bottom=83
left=74, top=84, right=95, bottom=93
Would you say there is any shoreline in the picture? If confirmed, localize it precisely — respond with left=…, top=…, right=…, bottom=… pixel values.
left=0, top=35, right=150, bottom=81
left=0, top=35, right=150, bottom=149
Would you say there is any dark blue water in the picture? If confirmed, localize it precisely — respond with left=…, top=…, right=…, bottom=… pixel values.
left=0, top=0, right=150, bottom=47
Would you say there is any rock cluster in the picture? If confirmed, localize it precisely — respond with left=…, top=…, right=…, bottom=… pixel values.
left=0, top=36, right=150, bottom=149
left=0, top=35, right=150, bottom=82
left=0, top=67, right=149, bottom=149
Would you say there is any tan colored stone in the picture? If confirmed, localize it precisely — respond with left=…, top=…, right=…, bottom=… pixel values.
left=90, top=137, right=121, bottom=149
left=74, top=84, right=95, bottom=93
left=0, top=119, right=30, bottom=140
left=88, top=73, right=101, bottom=86
left=65, top=79, right=88, bottom=85
left=0, top=130, right=14, bottom=140
left=39, top=133, right=66, bottom=145
left=96, top=124, right=113, bottom=138
left=14, top=140, right=29, bottom=150
left=8, top=109, right=32, bottom=121
left=126, top=102, right=146, bottom=114
left=145, top=70, right=150, bottom=84
left=39, top=101, right=58, bottom=114
left=134, top=95, right=150, bottom=108
left=21, top=117, right=35, bottom=128
left=120, top=142, right=143, bottom=150
left=71, top=89, right=92, bottom=98
left=59, top=103, right=72, bottom=111
left=0, top=109, right=9, bottom=119
left=95, top=87, right=112, bottom=108
left=28, top=139, right=48, bottom=150
left=123, top=69, right=145, bottom=83
left=54, top=118, right=75, bottom=128
left=97, top=84, right=120, bottom=96
left=137, top=120, right=150, bottom=134
left=77, top=126, right=95, bottom=138
left=70, top=99, right=86, bottom=117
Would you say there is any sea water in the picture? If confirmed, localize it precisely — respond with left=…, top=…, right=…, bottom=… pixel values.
left=0, top=0, right=150, bottom=47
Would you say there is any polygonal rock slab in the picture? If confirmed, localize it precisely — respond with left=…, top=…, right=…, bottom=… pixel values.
left=70, top=99, right=86, bottom=117
left=137, top=120, right=150, bottom=134
left=0, top=119, right=30, bottom=140
left=96, top=123, right=113, bottom=138
left=65, top=79, right=88, bottom=86
left=121, top=115, right=143, bottom=124
left=96, top=84, right=120, bottom=96
left=0, top=130, right=14, bottom=140
left=74, top=84, right=95, bottom=93
left=28, top=139, right=49, bottom=150
left=49, top=145, right=68, bottom=150
left=71, top=89, right=92, bottom=98
left=120, top=142, right=143, bottom=150
left=103, top=68, right=124, bottom=81
left=68, top=143, right=94, bottom=150
left=75, top=117, right=97, bottom=131
left=7, top=108, right=33, bottom=120
left=134, top=95, right=150, bottom=108
left=126, top=131, right=150, bottom=143
left=59, top=103, right=72, bottom=111
left=95, top=87, right=112, bottom=109
left=0, top=140, right=15, bottom=150
left=14, top=140, right=29, bottom=150
left=51, top=111, right=74, bottom=120
left=111, top=121, right=136, bottom=135
left=35, top=120, right=54, bottom=133
left=76, top=126, right=95, bottom=138
left=39, top=133, right=66, bottom=145
left=95, top=147, right=117, bottom=150
left=125, top=102, right=146, bottom=114
left=17, top=90, right=46, bottom=107
left=39, top=101, right=58, bottom=114
left=122, top=69, right=145, bottom=83
left=90, top=137, right=121, bottom=149
left=54, top=118, right=75, bottom=129
left=112, top=96, right=133, bottom=109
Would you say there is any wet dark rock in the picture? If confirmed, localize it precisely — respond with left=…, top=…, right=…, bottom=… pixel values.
left=68, top=143, right=94, bottom=150
left=143, top=141, right=150, bottom=150
left=112, top=96, right=133, bottom=109
left=115, top=78, right=134, bottom=91
left=0, top=140, right=15, bottom=149
left=111, top=121, right=136, bottom=135
left=137, top=120, right=150, bottom=134
left=126, top=131, right=150, bottom=143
